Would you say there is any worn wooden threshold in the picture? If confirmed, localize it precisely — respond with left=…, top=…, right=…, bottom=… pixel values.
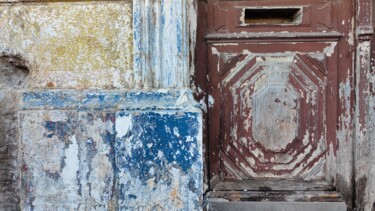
left=206, top=190, right=344, bottom=202
left=204, top=201, right=347, bottom=211
left=212, top=179, right=335, bottom=191
left=206, top=180, right=346, bottom=210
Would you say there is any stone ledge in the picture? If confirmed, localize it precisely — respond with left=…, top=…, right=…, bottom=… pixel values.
left=19, top=89, right=201, bottom=111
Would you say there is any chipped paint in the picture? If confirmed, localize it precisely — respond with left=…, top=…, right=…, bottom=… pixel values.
left=208, top=95, right=214, bottom=108
left=116, top=110, right=203, bottom=210
left=0, top=0, right=204, bottom=210
left=15, top=90, right=202, bottom=210
left=61, top=135, right=79, bottom=185
left=116, top=114, right=133, bottom=140
left=4, top=0, right=375, bottom=210
left=323, top=42, right=337, bottom=57
left=198, top=2, right=362, bottom=208
left=354, top=0, right=375, bottom=207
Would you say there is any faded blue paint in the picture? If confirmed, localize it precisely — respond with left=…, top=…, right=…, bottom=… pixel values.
left=78, top=112, right=116, bottom=208
left=176, top=16, right=182, bottom=53
left=20, top=90, right=197, bottom=110
left=115, top=109, right=203, bottom=210
left=116, top=111, right=200, bottom=183
left=44, top=120, right=75, bottom=140
left=81, top=91, right=126, bottom=110
left=22, top=90, right=80, bottom=110
left=16, top=0, right=199, bottom=209
left=19, top=90, right=203, bottom=210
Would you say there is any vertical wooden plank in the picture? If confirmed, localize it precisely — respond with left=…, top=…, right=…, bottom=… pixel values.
left=355, top=0, right=374, bottom=210
left=334, top=0, right=356, bottom=209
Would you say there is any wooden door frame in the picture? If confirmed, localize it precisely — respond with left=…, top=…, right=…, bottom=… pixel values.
left=354, top=0, right=374, bottom=210
left=193, top=0, right=374, bottom=210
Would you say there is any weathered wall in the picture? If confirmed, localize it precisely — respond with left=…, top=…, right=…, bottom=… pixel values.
left=0, top=54, right=29, bottom=210
left=19, top=90, right=202, bottom=210
left=2, top=0, right=375, bottom=210
left=0, top=1, right=133, bottom=89
left=0, top=0, right=203, bottom=210
left=0, top=91, right=21, bottom=210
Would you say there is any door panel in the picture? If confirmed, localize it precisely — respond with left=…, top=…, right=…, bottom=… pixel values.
left=205, top=0, right=347, bottom=191
left=209, top=42, right=337, bottom=182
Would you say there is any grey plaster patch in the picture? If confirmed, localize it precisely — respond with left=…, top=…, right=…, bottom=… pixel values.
left=20, top=111, right=82, bottom=210
left=0, top=54, right=29, bottom=90
left=0, top=91, right=20, bottom=210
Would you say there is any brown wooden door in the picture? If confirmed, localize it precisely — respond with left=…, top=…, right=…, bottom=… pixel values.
left=200, top=0, right=354, bottom=195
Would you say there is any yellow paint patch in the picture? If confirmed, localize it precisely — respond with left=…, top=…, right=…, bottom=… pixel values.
left=0, top=2, right=133, bottom=89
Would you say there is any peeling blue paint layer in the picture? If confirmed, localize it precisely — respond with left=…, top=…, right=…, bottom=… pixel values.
left=20, top=90, right=196, bottom=110
left=22, top=90, right=81, bottom=109
left=19, top=90, right=203, bottom=210
left=116, top=110, right=203, bottom=210
left=116, top=112, right=200, bottom=182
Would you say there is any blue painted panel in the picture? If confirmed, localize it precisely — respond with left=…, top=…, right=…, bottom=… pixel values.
left=116, top=111, right=202, bottom=210
left=19, top=90, right=203, bottom=210
left=116, top=111, right=200, bottom=182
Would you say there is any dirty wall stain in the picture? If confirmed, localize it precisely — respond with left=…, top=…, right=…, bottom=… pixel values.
left=20, top=110, right=117, bottom=210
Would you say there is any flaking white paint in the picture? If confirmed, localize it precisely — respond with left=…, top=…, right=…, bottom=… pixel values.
left=61, top=135, right=79, bottom=183
left=116, top=114, right=132, bottom=139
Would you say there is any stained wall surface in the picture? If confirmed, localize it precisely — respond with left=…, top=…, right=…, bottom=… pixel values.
left=0, top=1, right=133, bottom=89
left=3, top=0, right=374, bottom=210
left=0, top=0, right=203, bottom=210
left=18, top=90, right=202, bottom=210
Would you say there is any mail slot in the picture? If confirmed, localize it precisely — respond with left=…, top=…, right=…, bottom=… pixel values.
left=207, top=1, right=336, bottom=34
left=242, top=7, right=302, bottom=25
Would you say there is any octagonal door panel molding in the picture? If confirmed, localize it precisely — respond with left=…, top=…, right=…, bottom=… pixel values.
left=208, top=42, right=337, bottom=181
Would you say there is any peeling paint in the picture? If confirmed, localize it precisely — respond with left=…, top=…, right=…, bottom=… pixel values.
left=116, top=110, right=203, bottom=210
left=16, top=90, right=202, bottom=210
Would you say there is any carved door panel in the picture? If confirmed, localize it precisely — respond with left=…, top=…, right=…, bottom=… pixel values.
left=209, top=42, right=337, bottom=185
left=204, top=0, right=353, bottom=194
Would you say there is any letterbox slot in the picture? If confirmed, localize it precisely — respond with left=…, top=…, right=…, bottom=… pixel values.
left=244, top=8, right=302, bottom=25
